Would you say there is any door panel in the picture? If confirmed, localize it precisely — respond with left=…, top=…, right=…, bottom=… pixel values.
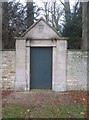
left=30, top=47, right=52, bottom=89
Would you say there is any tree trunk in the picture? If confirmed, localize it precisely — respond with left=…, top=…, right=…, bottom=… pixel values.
left=87, top=2, right=89, bottom=51
left=27, top=2, right=34, bottom=28
left=82, top=2, right=89, bottom=50
left=64, top=0, right=71, bottom=22
left=0, top=2, right=2, bottom=50
left=2, top=2, right=9, bottom=49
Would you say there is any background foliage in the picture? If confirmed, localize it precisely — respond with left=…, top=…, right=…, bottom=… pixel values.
left=2, top=0, right=88, bottom=50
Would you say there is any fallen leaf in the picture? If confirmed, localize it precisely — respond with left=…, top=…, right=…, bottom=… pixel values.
left=80, top=112, right=85, bottom=115
left=27, top=109, right=30, bottom=112
left=83, top=98, right=86, bottom=101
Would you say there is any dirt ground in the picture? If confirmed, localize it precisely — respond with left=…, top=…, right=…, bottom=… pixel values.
left=2, top=90, right=88, bottom=108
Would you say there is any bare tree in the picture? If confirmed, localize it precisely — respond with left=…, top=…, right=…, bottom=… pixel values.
left=42, top=1, right=64, bottom=32
left=41, top=0, right=71, bottom=32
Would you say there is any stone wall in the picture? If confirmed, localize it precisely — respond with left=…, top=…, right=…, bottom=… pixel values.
left=0, top=50, right=87, bottom=90
left=1, top=51, right=16, bottom=89
left=67, top=50, right=87, bottom=90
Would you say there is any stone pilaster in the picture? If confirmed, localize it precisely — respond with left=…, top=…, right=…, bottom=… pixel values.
left=53, top=40, right=67, bottom=91
left=15, top=40, right=26, bottom=91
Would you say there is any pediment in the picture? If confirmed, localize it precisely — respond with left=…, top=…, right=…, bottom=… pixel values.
left=22, top=18, right=61, bottom=39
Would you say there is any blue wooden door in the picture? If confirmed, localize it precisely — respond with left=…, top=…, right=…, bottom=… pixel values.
left=30, top=47, right=52, bottom=89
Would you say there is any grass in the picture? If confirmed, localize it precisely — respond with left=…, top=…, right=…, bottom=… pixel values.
left=2, top=104, right=87, bottom=119
left=2, top=105, right=26, bottom=118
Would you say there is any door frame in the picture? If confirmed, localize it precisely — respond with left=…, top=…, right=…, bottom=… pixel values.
left=26, top=39, right=56, bottom=91
left=25, top=38, right=67, bottom=91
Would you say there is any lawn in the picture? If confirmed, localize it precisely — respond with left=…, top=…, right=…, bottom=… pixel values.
left=2, top=104, right=86, bottom=118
